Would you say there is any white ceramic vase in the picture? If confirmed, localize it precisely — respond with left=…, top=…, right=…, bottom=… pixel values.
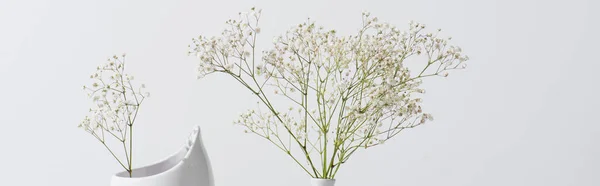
left=311, top=178, right=336, bottom=186
left=110, top=125, right=214, bottom=186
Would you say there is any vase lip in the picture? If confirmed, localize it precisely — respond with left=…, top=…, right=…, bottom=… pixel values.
left=311, top=178, right=336, bottom=181
left=112, top=125, right=201, bottom=179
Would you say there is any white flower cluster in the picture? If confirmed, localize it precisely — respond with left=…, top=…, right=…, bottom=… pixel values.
left=78, top=54, right=148, bottom=176
left=189, top=7, right=262, bottom=79
left=189, top=8, right=469, bottom=178
left=79, top=54, right=149, bottom=138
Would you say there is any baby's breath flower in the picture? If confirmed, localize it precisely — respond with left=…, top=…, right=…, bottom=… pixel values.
left=189, top=8, right=470, bottom=179
left=80, top=54, right=149, bottom=177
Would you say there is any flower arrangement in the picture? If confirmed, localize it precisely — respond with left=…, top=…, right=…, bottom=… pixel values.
left=189, top=7, right=469, bottom=179
left=79, top=54, right=149, bottom=177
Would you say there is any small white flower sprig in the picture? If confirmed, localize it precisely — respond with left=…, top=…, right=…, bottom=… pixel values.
left=79, top=54, right=149, bottom=177
left=189, top=7, right=469, bottom=179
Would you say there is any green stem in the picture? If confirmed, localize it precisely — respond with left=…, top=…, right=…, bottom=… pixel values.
left=129, top=125, right=133, bottom=177
left=99, top=139, right=129, bottom=172
left=322, top=131, right=327, bottom=178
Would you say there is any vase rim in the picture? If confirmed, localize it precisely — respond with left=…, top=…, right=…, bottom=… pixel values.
left=112, top=126, right=202, bottom=179
left=311, top=178, right=336, bottom=181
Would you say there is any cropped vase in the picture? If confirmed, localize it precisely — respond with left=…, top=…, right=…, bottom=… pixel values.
left=311, top=178, right=336, bottom=186
left=110, top=125, right=214, bottom=186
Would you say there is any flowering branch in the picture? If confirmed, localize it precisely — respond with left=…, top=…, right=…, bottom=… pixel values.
left=79, top=54, right=149, bottom=177
left=189, top=7, right=469, bottom=179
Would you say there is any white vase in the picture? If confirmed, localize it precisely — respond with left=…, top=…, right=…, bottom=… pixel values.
left=311, top=178, right=336, bottom=186
left=110, top=125, right=214, bottom=186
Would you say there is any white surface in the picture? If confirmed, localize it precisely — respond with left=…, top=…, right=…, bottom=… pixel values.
left=0, top=0, right=598, bottom=186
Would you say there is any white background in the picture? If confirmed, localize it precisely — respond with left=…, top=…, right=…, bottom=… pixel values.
left=1, top=0, right=599, bottom=186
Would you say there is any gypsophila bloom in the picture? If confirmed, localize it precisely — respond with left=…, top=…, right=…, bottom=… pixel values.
left=79, top=54, right=149, bottom=177
left=189, top=7, right=469, bottom=179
